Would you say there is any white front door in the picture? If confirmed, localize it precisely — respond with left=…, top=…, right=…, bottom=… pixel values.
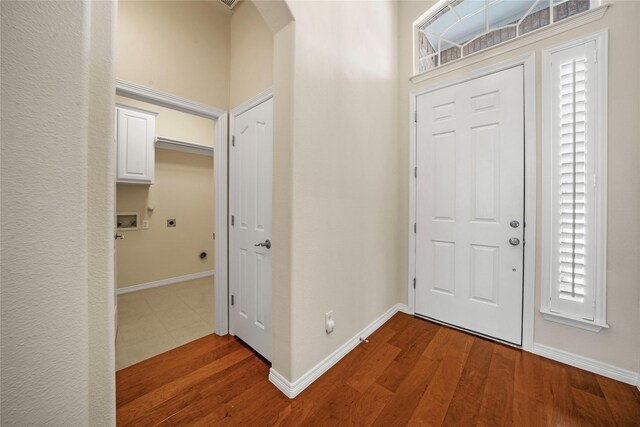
left=415, top=66, right=525, bottom=345
left=230, top=98, right=273, bottom=361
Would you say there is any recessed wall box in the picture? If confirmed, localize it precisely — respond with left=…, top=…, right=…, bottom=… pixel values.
left=117, top=213, right=139, bottom=231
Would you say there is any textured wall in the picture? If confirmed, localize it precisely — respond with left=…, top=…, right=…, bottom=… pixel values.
left=230, top=0, right=274, bottom=109
left=274, top=0, right=402, bottom=381
left=271, top=19, right=296, bottom=381
left=117, top=0, right=231, bottom=109
left=87, top=1, right=117, bottom=423
left=1, top=1, right=115, bottom=425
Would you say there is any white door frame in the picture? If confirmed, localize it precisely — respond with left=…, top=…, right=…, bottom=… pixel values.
left=408, top=53, right=536, bottom=351
left=228, top=86, right=274, bottom=336
left=115, top=80, right=230, bottom=335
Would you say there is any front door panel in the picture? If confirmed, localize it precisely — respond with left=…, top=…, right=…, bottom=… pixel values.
left=415, top=66, right=525, bottom=345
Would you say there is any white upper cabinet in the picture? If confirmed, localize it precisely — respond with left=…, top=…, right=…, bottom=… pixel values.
left=116, top=106, right=156, bottom=184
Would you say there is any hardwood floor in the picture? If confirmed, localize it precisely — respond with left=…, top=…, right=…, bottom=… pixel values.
left=116, top=313, right=640, bottom=426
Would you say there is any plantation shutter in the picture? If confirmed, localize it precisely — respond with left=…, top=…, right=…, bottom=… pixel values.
left=549, top=41, right=598, bottom=320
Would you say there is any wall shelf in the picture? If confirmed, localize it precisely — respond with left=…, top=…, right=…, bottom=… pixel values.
left=155, top=136, right=214, bottom=157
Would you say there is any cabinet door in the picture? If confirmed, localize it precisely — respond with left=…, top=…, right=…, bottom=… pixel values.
left=116, top=107, right=155, bottom=184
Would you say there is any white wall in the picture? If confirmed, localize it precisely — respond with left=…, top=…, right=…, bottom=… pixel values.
left=270, top=0, right=403, bottom=382
left=116, top=149, right=215, bottom=288
left=398, top=0, right=640, bottom=373
left=230, top=0, right=274, bottom=109
left=1, top=1, right=115, bottom=425
left=271, top=18, right=296, bottom=381
left=117, top=0, right=231, bottom=108
left=270, top=16, right=296, bottom=380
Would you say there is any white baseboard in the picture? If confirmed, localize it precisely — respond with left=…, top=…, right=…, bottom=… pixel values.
left=532, top=343, right=639, bottom=386
left=269, top=303, right=410, bottom=399
left=116, top=270, right=215, bottom=295
left=396, top=303, right=412, bottom=314
left=268, top=305, right=640, bottom=397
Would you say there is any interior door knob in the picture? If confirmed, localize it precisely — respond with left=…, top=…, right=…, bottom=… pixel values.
left=254, top=239, right=271, bottom=249
left=509, top=237, right=520, bottom=246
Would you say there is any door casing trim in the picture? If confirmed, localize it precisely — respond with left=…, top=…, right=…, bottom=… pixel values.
left=115, top=80, right=229, bottom=336
left=407, top=53, right=536, bottom=351
left=228, top=86, right=274, bottom=336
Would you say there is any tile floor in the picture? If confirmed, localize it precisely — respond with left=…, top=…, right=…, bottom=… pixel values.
left=115, top=277, right=215, bottom=370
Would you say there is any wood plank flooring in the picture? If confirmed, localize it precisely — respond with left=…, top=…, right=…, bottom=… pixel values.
left=116, top=313, right=640, bottom=426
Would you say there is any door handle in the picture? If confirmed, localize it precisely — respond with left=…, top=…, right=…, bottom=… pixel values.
left=255, top=239, right=271, bottom=249
left=509, top=237, right=520, bottom=246
left=115, top=233, right=124, bottom=240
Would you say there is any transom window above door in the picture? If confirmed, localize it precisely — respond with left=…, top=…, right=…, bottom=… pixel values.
left=414, top=0, right=597, bottom=74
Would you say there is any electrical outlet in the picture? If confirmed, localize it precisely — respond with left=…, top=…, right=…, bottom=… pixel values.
left=142, top=220, right=149, bottom=229
left=325, top=310, right=335, bottom=334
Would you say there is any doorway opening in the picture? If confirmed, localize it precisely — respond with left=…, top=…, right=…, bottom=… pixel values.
left=112, top=0, right=276, bottom=377
left=113, top=87, right=228, bottom=369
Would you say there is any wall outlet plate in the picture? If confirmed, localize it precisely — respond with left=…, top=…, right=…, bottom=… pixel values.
left=142, top=220, right=149, bottom=229
left=325, top=310, right=335, bottom=334
left=167, top=219, right=176, bottom=227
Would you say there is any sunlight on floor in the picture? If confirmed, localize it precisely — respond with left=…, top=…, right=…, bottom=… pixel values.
left=116, top=277, right=215, bottom=370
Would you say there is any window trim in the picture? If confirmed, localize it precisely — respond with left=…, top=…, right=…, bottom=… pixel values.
left=411, top=2, right=609, bottom=82
left=540, top=30, right=609, bottom=332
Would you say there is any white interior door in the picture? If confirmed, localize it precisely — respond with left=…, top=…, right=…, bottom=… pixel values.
left=415, top=66, right=525, bottom=345
left=230, top=98, right=273, bottom=361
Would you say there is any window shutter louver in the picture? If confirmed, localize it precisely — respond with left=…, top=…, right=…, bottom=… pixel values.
left=549, top=42, right=597, bottom=320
